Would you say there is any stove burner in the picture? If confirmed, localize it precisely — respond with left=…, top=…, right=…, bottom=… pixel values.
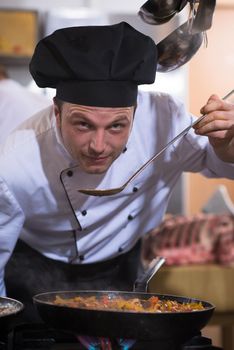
left=0, top=323, right=223, bottom=350
left=77, top=335, right=135, bottom=349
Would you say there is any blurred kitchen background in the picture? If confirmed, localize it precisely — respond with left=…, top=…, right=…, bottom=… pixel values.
left=0, top=1, right=234, bottom=348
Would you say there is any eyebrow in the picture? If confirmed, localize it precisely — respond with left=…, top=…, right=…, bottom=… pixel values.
left=69, top=112, right=88, bottom=119
left=69, top=112, right=131, bottom=123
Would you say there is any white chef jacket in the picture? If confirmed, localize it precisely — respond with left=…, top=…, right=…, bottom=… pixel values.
left=0, top=90, right=234, bottom=296
left=0, top=78, right=51, bottom=144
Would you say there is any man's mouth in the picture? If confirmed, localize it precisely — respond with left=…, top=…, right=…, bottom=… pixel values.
left=85, top=155, right=110, bottom=164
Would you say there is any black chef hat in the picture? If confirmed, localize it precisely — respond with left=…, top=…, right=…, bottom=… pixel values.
left=29, top=22, right=157, bottom=107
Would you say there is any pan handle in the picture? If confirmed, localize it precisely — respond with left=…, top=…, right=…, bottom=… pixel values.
left=133, top=256, right=165, bottom=292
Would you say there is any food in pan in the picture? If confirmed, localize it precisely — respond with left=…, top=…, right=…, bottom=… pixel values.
left=53, top=295, right=205, bottom=313
left=0, top=304, right=17, bottom=317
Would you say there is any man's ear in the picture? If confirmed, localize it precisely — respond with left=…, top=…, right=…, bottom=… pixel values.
left=53, top=98, right=61, bottom=126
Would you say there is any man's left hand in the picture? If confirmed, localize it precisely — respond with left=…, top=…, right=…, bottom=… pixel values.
left=193, top=94, right=234, bottom=163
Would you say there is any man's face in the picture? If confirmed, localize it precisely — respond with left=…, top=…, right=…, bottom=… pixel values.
left=54, top=101, right=134, bottom=174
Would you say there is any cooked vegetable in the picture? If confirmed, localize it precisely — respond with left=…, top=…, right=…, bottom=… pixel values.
left=52, top=295, right=205, bottom=313
left=0, top=304, right=15, bottom=317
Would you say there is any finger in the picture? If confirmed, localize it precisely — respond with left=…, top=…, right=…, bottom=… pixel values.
left=207, top=130, right=231, bottom=139
left=193, top=112, right=227, bottom=130
left=200, top=94, right=233, bottom=115
left=194, top=119, right=233, bottom=135
left=200, top=94, right=220, bottom=115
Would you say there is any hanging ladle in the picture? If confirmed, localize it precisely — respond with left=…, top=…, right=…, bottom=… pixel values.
left=78, top=90, right=234, bottom=196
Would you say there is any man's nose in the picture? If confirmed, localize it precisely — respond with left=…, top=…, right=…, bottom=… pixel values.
left=90, top=131, right=106, bottom=154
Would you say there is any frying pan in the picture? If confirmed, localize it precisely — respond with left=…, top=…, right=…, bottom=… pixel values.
left=33, top=291, right=214, bottom=343
left=33, top=257, right=215, bottom=343
left=0, top=296, right=24, bottom=331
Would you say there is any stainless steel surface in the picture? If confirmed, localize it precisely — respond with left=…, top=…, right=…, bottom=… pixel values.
left=78, top=89, right=234, bottom=197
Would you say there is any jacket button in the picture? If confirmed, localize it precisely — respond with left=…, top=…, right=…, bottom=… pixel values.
left=128, top=214, right=134, bottom=221
left=67, top=170, right=73, bottom=177
left=79, top=255, right=85, bottom=261
left=133, top=187, right=138, bottom=193
left=118, top=247, right=123, bottom=253
left=81, top=210, right=87, bottom=216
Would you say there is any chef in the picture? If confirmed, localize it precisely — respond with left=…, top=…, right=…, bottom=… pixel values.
left=0, top=22, right=234, bottom=322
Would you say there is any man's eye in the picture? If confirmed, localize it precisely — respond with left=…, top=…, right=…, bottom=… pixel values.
left=76, top=121, right=91, bottom=130
left=111, top=123, right=124, bottom=131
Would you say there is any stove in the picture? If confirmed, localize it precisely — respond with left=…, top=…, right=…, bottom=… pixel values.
left=0, top=323, right=222, bottom=350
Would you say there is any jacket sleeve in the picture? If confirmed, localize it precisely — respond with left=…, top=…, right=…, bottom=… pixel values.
left=0, top=178, right=25, bottom=296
